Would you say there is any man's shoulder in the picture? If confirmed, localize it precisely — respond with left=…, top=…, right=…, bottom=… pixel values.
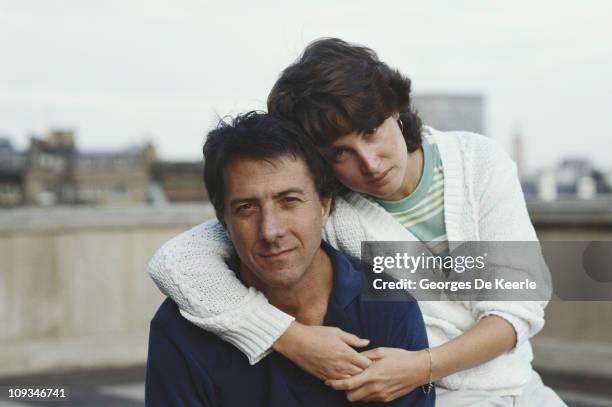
left=322, top=239, right=362, bottom=274
left=326, top=242, right=417, bottom=304
left=342, top=250, right=364, bottom=272
left=345, top=256, right=416, bottom=301
left=362, top=272, right=418, bottom=301
left=151, top=298, right=184, bottom=327
left=150, top=299, right=222, bottom=350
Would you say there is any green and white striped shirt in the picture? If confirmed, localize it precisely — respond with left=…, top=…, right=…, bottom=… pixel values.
left=371, top=135, right=448, bottom=256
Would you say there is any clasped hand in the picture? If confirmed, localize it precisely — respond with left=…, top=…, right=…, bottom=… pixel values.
left=274, top=323, right=428, bottom=403
left=326, top=347, right=429, bottom=402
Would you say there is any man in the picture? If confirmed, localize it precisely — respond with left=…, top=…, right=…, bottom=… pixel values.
left=145, top=112, right=434, bottom=406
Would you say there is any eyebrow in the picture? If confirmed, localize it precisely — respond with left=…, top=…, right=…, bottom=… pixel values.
left=228, top=188, right=306, bottom=206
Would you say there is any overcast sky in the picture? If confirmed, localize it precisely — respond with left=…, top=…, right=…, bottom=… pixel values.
left=1, top=0, right=611, bottom=172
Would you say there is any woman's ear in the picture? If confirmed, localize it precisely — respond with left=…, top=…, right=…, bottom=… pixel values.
left=392, top=111, right=400, bottom=120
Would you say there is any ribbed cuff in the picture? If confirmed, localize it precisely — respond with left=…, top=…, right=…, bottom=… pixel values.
left=220, top=297, right=295, bottom=365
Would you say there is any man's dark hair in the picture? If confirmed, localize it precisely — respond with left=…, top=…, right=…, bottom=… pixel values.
left=203, top=111, right=337, bottom=213
left=268, top=37, right=422, bottom=152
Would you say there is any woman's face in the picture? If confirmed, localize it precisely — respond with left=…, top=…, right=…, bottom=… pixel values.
left=323, top=115, right=415, bottom=201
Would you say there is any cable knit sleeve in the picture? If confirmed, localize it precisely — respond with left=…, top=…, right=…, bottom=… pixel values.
left=147, top=219, right=294, bottom=365
left=467, top=135, right=548, bottom=348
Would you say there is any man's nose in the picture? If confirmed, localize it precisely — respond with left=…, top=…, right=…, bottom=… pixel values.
left=259, top=207, right=287, bottom=243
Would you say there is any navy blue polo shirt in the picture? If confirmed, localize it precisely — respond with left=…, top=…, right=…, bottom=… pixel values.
left=145, top=241, right=434, bottom=407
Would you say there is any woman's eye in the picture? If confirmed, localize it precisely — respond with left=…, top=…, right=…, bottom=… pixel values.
left=364, top=127, right=378, bottom=139
left=332, top=148, right=348, bottom=162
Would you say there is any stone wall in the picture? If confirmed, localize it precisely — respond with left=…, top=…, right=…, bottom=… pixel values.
left=0, top=205, right=213, bottom=377
left=530, top=219, right=612, bottom=378
left=1, top=204, right=611, bottom=378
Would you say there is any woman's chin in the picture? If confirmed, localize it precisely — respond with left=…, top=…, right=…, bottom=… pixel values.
left=362, top=187, right=396, bottom=200
left=363, top=182, right=405, bottom=201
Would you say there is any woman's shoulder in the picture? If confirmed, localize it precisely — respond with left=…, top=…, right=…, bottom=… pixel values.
left=428, top=127, right=514, bottom=172
left=427, top=126, right=500, bottom=152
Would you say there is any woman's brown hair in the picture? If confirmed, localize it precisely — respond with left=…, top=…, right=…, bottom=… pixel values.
left=268, top=37, right=422, bottom=152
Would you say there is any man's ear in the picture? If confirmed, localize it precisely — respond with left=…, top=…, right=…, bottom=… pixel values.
left=320, top=196, right=332, bottom=227
left=216, top=211, right=227, bottom=231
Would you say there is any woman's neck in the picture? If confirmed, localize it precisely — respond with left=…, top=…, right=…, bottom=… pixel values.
left=398, top=146, right=424, bottom=199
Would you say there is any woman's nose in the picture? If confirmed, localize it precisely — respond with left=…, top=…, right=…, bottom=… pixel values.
left=358, top=148, right=382, bottom=174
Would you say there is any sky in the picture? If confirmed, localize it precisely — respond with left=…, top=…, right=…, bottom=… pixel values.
left=1, top=0, right=611, bottom=172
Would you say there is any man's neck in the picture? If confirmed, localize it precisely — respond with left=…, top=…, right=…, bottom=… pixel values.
left=241, top=248, right=334, bottom=326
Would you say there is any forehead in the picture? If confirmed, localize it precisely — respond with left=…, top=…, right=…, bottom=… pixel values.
left=324, top=129, right=363, bottom=150
left=223, top=155, right=316, bottom=198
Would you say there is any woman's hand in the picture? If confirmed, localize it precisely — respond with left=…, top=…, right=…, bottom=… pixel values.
left=272, top=321, right=372, bottom=380
left=326, top=347, right=430, bottom=403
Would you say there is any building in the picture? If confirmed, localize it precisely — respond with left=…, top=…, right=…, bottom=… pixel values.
left=71, top=149, right=153, bottom=205
left=0, top=138, right=26, bottom=206
left=521, top=158, right=612, bottom=201
left=1, top=130, right=156, bottom=207
left=23, top=130, right=77, bottom=205
left=412, top=94, right=485, bottom=134
left=0, top=129, right=210, bottom=207
left=150, top=161, right=207, bottom=204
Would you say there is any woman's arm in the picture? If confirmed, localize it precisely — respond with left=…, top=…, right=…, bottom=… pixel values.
left=430, top=314, right=517, bottom=379
left=328, top=135, right=547, bottom=401
left=147, top=219, right=294, bottom=364
left=469, top=135, right=547, bottom=346
left=148, top=206, right=373, bottom=375
left=328, top=315, right=515, bottom=401
left=273, top=322, right=372, bottom=380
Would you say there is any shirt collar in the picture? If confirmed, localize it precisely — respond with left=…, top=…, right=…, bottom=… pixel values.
left=321, top=240, right=363, bottom=311
left=229, top=240, right=363, bottom=311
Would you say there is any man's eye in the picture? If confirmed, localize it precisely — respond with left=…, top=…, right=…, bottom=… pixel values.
left=283, top=196, right=301, bottom=204
left=236, top=203, right=253, bottom=212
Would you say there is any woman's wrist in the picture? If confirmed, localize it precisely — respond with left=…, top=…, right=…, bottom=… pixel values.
left=272, top=321, right=301, bottom=356
left=414, top=349, right=432, bottom=386
left=420, top=348, right=434, bottom=393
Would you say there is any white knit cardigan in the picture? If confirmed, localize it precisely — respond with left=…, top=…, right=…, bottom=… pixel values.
left=147, top=128, right=547, bottom=396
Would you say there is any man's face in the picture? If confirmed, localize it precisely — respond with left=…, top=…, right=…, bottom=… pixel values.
left=218, top=155, right=331, bottom=289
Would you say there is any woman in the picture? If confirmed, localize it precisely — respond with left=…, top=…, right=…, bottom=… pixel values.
left=148, top=38, right=565, bottom=406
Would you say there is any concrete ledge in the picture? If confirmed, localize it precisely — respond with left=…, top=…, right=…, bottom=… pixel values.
left=0, top=333, right=148, bottom=379
left=528, top=197, right=612, bottom=227
left=532, top=337, right=612, bottom=378
left=0, top=203, right=215, bottom=233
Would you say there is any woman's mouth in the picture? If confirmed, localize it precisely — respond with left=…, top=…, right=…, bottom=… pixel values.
left=369, top=168, right=392, bottom=185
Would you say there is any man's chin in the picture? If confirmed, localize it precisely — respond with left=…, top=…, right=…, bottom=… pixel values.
left=254, top=268, right=303, bottom=289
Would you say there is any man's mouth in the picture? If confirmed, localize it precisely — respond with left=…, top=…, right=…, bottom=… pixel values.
left=259, top=248, right=295, bottom=258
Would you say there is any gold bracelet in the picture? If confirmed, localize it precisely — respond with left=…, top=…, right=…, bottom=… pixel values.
left=421, top=347, right=434, bottom=394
